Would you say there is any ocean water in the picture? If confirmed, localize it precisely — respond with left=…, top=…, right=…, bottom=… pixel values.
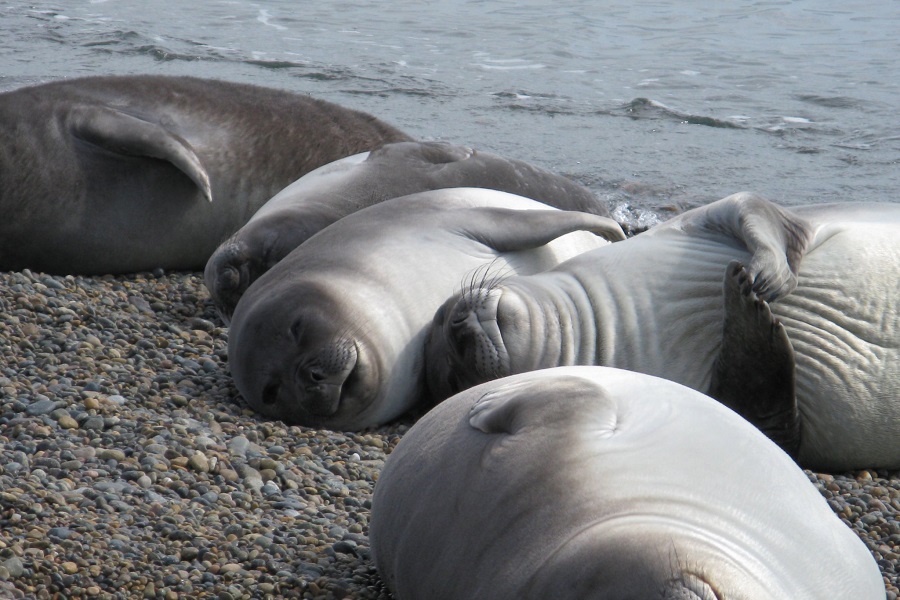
left=2, top=0, right=898, bottom=226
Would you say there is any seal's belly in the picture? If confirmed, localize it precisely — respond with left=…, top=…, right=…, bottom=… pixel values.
left=772, top=226, right=900, bottom=469
left=598, top=234, right=748, bottom=391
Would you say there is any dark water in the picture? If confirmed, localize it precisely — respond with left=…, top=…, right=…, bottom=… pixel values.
left=2, top=0, right=898, bottom=226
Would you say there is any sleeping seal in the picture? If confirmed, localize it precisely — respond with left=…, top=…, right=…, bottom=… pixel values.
left=426, top=192, right=900, bottom=470
left=370, top=366, right=884, bottom=600
left=227, top=188, right=624, bottom=430
left=0, top=75, right=411, bottom=274
left=204, top=140, right=610, bottom=322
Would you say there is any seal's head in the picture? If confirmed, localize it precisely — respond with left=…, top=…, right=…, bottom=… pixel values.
left=227, top=282, right=383, bottom=429
left=204, top=237, right=257, bottom=325
left=205, top=209, right=345, bottom=323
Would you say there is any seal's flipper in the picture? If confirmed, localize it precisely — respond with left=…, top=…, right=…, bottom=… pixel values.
left=69, top=105, right=213, bottom=202
left=367, top=140, right=474, bottom=166
left=468, top=375, right=614, bottom=436
left=681, top=192, right=812, bottom=301
left=463, top=208, right=625, bottom=251
left=708, top=261, right=800, bottom=459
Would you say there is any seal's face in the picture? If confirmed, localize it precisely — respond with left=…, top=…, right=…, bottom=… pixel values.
left=204, top=238, right=254, bottom=325
left=425, top=284, right=515, bottom=401
left=228, top=284, right=380, bottom=429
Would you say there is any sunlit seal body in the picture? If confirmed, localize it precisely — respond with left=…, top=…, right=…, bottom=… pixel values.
left=205, top=140, right=610, bottom=322
left=427, top=192, right=900, bottom=470
left=0, top=75, right=411, bottom=274
left=227, top=188, right=625, bottom=430
left=370, top=366, right=884, bottom=600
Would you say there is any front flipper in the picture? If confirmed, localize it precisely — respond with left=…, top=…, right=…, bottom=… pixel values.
left=69, top=105, right=213, bottom=202
left=677, top=192, right=812, bottom=301
left=708, top=260, right=800, bottom=459
left=462, top=208, right=626, bottom=250
left=468, top=375, right=610, bottom=436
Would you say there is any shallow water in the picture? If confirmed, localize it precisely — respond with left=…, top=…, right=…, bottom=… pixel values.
left=2, top=0, right=898, bottom=223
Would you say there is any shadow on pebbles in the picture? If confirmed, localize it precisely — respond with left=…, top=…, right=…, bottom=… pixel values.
left=0, top=269, right=897, bottom=599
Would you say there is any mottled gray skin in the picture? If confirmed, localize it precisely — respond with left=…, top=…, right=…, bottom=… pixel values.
left=204, top=140, right=610, bottom=322
left=0, top=75, right=411, bottom=274
left=370, top=367, right=884, bottom=600
left=227, top=188, right=624, bottom=430
left=426, top=192, right=900, bottom=471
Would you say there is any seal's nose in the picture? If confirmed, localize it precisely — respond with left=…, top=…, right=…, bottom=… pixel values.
left=261, top=381, right=280, bottom=406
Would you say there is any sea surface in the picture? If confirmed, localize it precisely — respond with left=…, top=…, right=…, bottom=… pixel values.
left=2, top=0, right=898, bottom=227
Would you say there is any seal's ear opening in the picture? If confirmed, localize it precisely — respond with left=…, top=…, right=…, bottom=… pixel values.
left=467, top=374, right=612, bottom=436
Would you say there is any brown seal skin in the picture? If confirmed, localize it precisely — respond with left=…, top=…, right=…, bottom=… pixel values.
left=0, top=75, right=412, bottom=274
left=204, top=140, right=613, bottom=322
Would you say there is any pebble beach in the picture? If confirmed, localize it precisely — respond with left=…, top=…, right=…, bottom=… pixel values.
left=0, top=268, right=898, bottom=599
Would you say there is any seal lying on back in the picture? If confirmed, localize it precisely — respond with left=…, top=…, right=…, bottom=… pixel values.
left=227, top=188, right=625, bottom=430
left=0, top=75, right=411, bottom=274
left=204, top=140, right=610, bottom=322
left=426, top=192, right=900, bottom=471
left=370, top=366, right=884, bottom=600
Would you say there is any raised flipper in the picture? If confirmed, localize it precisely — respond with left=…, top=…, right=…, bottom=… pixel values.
left=369, top=140, right=474, bottom=165
left=468, top=375, right=611, bottom=436
left=69, top=105, right=213, bottom=202
left=674, top=192, right=812, bottom=301
left=462, top=208, right=626, bottom=250
left=708, top=260, right=800, bottom=459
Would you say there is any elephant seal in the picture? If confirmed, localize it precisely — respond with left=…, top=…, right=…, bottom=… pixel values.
left=426, top=192, right=900, bottom=471
left=227, top=188, right=625, bottom=430
left=204, top=140, right=611, bottom=322
left=0, top=75, right=411, bottom=274
left=370, top=366, right=884, bottom=600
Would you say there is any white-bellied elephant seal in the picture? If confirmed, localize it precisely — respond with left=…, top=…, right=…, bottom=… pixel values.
left=227, top=188, right=625, bottom=430
left=425, top=192, right=900, bottom=471
left=205, top=140, right=611, bottom=322
left=0, top=75, right=411, bottom=274
left=370, top=366, right=884, bottom=600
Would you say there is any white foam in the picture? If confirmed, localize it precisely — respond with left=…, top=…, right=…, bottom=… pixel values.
left=257, top=9, right=286, bottom=31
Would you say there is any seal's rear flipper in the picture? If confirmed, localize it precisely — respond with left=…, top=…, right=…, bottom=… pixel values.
left=69, top=105, right=213, bottom=202
left=708, top=260, right=800, bottom=459
left=463, top=208, right=626, bottom=250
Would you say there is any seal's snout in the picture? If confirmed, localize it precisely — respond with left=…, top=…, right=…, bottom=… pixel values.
left=295, top=341, right=359, bottom=417
left=205, top=241, right=254, bottom=323
left=423, top=286, right=511, bottom=402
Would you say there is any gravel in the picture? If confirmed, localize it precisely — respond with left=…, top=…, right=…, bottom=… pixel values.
left=0, top=268, right=896, bottom=599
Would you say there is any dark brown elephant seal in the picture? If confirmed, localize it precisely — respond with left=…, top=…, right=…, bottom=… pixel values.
left=371, top=366, right=884, bottom=600
left=204, top=140, right=610, bottom=322
left=0, top=75, right=411, bottom=274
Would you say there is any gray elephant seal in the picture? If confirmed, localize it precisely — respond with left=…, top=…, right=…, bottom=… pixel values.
left=205, top=140, right=611, bottom=322
left=370, top=366, right=884, bottom=600
left=0, top=75, right=411, bottom=274
left=426, top=192, right=900, bottom=471
left=227, top=188, right=624, bottom=430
